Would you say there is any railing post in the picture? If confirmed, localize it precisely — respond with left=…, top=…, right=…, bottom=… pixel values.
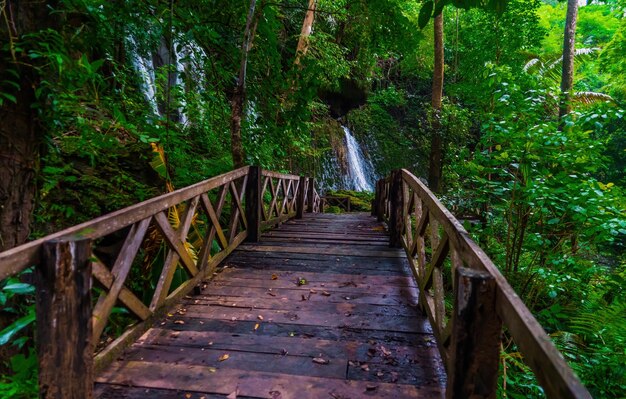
left=245, top=166, right=262, bottom=242
left=296, top=175, right=306, bottom=219
left=371, top=180, right=379, bottom=217
left=388, top=170, right=403, bottom=248
left=447, top=267, right=502, bottom=399
left=37, top=239, right=93, bottom=399
left=375, top=180, right=384, bottom=221
left=306, top=177, right=315, bottom=213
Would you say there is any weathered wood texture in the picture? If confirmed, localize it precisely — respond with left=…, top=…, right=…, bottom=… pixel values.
left=377, top=169, right=592, bottom=399
left=0, top=166, right=320, bottom=396
left=321, top=196, right=351, bottom=212
left=446, top=267, right=501, bottom=399
left=95, top=213, right=446, bottom=398
left=37, top=240, right=93, bottom=399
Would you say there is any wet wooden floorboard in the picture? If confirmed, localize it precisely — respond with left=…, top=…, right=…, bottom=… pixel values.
left=96, top=213, right=446, bottom=398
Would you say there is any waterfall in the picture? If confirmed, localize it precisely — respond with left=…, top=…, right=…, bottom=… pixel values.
left=127, top=37, right=159, bottom=116
left=342, top=125, right=376, bottom=192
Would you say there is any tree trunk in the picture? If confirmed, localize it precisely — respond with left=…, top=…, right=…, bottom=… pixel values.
left=0, top=1, right=55, bottom=251
left=558, top=0, right=578, bottom=125
left=294, top=0, right=317, bottom=66
left=428, top=6, right=444, bottom=194
left=230, top=0, right=259, bottom=169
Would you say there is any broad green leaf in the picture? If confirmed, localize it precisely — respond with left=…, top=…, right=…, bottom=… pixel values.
left=0, top=311, right=35, bottom=346
left=1, top=283, right=35, bottom=295
left=418, top=1, right=434, bottom=29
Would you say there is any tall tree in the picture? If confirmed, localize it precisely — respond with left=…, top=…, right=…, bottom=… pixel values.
left=558, top=0, right=579, bottom=123
left=0, top=1, right=56, bottom=250
left=230, top=0, right=260, bottom=168
left=294, top=0, right=317, bottom=67
left=428, top=3, right=445, bottom=193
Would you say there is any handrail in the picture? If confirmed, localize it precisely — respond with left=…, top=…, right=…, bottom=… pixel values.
left=373, top=169, right=591, bottom=399
left=321, top=196, right=351, bottom=212
left=0, top=165, right=319, bottom=398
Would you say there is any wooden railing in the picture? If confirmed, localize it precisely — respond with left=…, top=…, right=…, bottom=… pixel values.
left=0, top=166, right=320, bottom=398
left=373, top=169, right=591, bottom=399
left=321, top=196, right=351, bottom=212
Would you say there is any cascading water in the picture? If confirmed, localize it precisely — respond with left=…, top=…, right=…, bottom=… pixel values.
left=342, top=125, right=376, bottom=192
left=128, top=37, right=159, bottom=116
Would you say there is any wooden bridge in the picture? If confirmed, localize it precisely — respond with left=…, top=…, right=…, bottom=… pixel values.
left=0, top=167, right=592, bottom=398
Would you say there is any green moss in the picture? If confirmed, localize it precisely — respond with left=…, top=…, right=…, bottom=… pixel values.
left=326, top=190, right=374, bottom=212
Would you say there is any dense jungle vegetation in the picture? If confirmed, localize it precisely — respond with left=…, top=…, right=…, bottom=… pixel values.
left=1, top=0, right=625, bottom=397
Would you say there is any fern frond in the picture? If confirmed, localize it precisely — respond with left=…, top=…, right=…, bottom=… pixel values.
left=572, top=91, right=614, bottom=105
left=523, top=58, right=541, bottom=72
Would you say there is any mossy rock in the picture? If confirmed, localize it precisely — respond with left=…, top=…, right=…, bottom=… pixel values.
left=325, top=190, right=373, bottom=212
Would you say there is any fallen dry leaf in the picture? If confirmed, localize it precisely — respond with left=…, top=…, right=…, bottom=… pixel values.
left=226, top=388, right=239, bottom=399
left=254, top=323, right=260, bottom=331
left=257, top=315, right=264, bottom=321
left=321, top=291, right=331, bottom=296
left=185, top=394, right=192, bottom=398
left=312, top=357, right=329, bottom=365
left=207, top=367, right=216, bottom=373
left=271, top=274, right=278, bottom=280
left=379, top=345, right=392, bottom=357
left=361, top=364, right=370, bottom=372
left=218, top=354, right=230, bottom=362
left=170, top=331, right=180, bottom=338
left=174, top=320, right=185, bottom=325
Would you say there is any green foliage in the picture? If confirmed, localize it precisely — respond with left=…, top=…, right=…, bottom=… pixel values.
left=449, top=70, right=625, bottom=396
left=325, top=190, right=374, bottom=212
left=0, top=349, right=38, bottom=399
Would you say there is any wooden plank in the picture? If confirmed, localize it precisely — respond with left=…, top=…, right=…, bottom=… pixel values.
left=187, top=296, right=418, bottom=317
left=296, top=176, right=306, bottom=219
left=121, top=344, right=348, bottom=379
left=228, top=180, right=248, bottom=238
left=153, top=211, right=198, bottom=276
left=446, top=267, right=501, bottom=398
left=236, top=245, right=406, bottom=258
left=38, top=239, right=93, bottom=399
left=158, top=317, right=430, bottom=347
left=261, top=170, right=300, bottom=180
left=217, top=268, right=418, bottom=286
left=199, top=193, right=228, bottom=250
left=138, top=328, right=440, bottom=366
left=261, top=236, right=390, bottom=247
left=151, top=211, right=198, bottom=310
left=421, top=233, right=449, bottom=291
left=1, top=166, right=250, bottom=280
left=181, top=303, right=426, bottom=333
left=388, top=170, right=404, bottom=248
left=92, top=217, right=152, bottom=343
left=204, top=275, right=418, bottom=294
left=97, top=360, right=443, bottom=399
left=96, top=385, right=227, bottom=399
left=245, top=166, right=262, bottom=241
left=197, top=285, right=419, bottom=307
left=91, top=260, right=151, bottom=321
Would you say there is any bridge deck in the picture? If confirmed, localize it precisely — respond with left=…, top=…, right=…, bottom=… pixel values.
left=95, top=213, right=446, bottom=398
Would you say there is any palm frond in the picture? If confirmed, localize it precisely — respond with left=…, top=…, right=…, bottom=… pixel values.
left=572, top=91, right=614, bottom=105
left=523, top=58, right=540, bottom=72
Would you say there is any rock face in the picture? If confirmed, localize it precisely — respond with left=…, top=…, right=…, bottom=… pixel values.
left=317, top=120, right=377, bottom=193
